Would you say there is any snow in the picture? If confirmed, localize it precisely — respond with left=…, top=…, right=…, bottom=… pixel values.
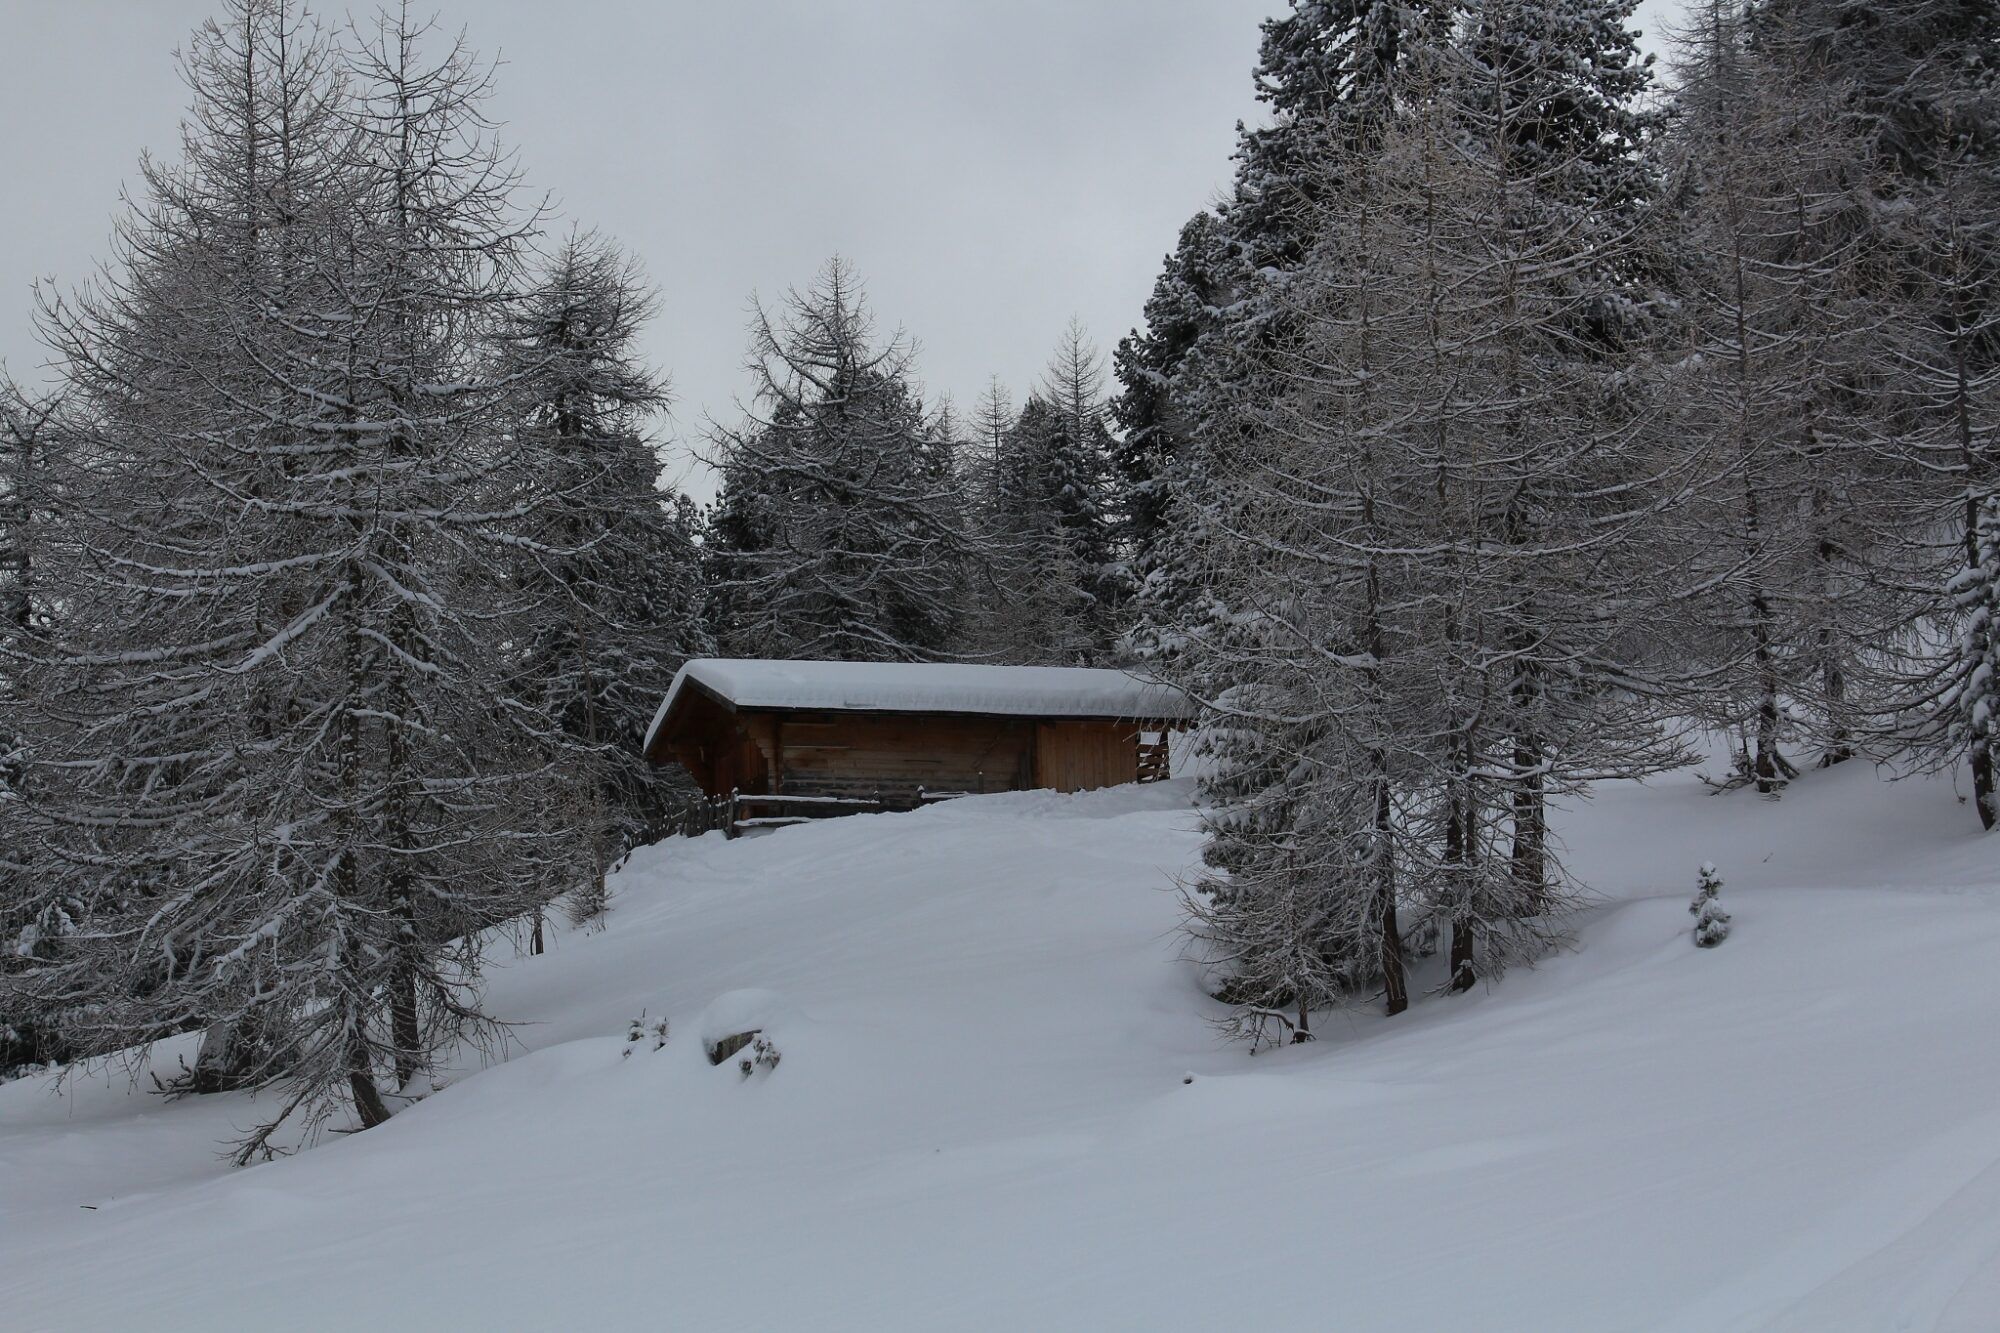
left=3, top=752, right=1998, bottom=1331
left=644, top=657, right=1196, bottom=751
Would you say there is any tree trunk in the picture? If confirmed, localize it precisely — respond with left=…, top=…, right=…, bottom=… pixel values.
left=390, top=962, right=420, bottom=1090
left=1448, top=921, right=1477, bottom=994
left=1372, top=760, right=1408, bottom=1016
left=349, top=1061, right=392, bottom=1129
left=1974, top=739, right=1996, bottom=833
left=1750, top=591, right=1794, bottom=793
left=1445, top=767, right=1476, bottom=994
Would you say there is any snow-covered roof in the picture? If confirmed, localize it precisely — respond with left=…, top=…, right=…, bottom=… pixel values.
left=646, top=659, right=1195, bottom=751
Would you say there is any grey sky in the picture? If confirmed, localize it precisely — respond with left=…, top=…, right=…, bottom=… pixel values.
left=1, top=1, right=1684, bottom=502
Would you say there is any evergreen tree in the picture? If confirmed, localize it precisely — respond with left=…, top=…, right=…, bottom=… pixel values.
left=0, top=378, right=60, bottom=1075
left=1039, top=321, right=1124, bottom=649
left=1175, top=0, right=1685, bottom=1030
left=1110, top=214, right=1228, bottom=571
left=1114, top=2, right=1444, bottom=593
left=500, top=234, right=708, bottom=920
left=965, top=376, right=1011, bottom=515
left=1690, top=863, right=1732, bottom=946
left=1664, top=0, right=1936, bottom=789
left=1, top=2, right=575, bottom=1157
left=970, top=395, right=1100, bottom=664
left=703, top=258, right=966, bottom=662
left=1773, top=0, right=2000, bottom=827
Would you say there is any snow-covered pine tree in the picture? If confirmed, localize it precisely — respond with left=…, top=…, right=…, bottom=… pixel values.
left=1445, top=0, right=1670, bottom=931
left=1952, top=497, right=2000, bottom=828
left=965, top=326, right=1123, bottom=664
left=497, top=234, right=709, bottom=921
left=963, top=375, right=1012, bottom=519
left=1788, top=0, right=2000, bottom=829
left=0, top=378, right=60, bottom=1076
left=1175, top=0, right=1687, bottom=1026
left=1117, top=2, right=1443, bottom=634
left=2, top=2, right=576, bottom=1157
left=0, top=377, right=56, bottom=791
left=1038, top=321, right=1124, bottom=651
left=703, top=258, right=967, bottom=662
left=954, top=376, right=1013, bottom=656
left=1690, top=863, right=1732, bottom=946
left=1872, top=137, right=2000, bottom=828
left=1172, top=6, right=1451, bottom=1028
left=966, top=394, right=1100, bottom=665
left=0, top=379, right=55, bottom=652
left=1352, top=0, right=1686, bottom=992
left=2, top=0, right=366, bottom=1098
left=1110, top=213, right=1230, bottom=580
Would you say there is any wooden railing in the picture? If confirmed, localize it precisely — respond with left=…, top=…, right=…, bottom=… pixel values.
left=638, top=786, right=973, bottom=843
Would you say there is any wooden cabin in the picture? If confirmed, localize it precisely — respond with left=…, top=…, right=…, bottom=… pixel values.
left=642, top=661, right=1195, bottom=821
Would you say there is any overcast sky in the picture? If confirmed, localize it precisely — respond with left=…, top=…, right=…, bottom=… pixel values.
left=0, top=1, right=1683, bottom=501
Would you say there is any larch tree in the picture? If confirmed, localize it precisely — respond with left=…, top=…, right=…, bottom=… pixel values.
left=1, top=1, right=580, bottom=1159
left=1771, top=0, right=2000, bottom=828
left=1662, top=0, right=1923, bottom=791
left=0, top=378, right=60, bottom=1075
left=1173, top=0, right=1689, bottom=1034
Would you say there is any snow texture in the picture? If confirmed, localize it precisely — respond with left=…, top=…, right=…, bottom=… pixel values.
left=645, top=657, right=1196, bottom=749
left=2, top=749, right=1996, bottom=1331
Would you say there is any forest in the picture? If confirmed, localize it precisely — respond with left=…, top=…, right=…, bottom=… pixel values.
left=0, top=0, right=1995, bottom=1158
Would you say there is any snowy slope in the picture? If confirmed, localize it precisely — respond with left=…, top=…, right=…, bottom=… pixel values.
left=2, top=760, right=1996, bottom=1332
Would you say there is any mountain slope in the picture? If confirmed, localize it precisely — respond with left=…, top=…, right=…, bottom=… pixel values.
left=2, top=763, right=1994, bottom=1332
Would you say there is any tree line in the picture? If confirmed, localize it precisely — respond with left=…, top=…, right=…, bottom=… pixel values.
left=0, top=0, right=1994, bottom=1145
left=1126, top=0, right=1999, bottom=1042
left=0, top=0, right=1135, bottom=1150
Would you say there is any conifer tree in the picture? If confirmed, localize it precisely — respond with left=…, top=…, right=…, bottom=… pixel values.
left=1115, top=2, right=1444, bottom=598
left=704, top=258, right=966, bottom=662
left=1, top=2, right=576, bottom=1157
left=1664, top=0, right=1934, bottom=789
left=973, top=395, right=1100, bottom=665
left=500, top=235, right=708, bottom=916
left=1772, top=0, right=2000, bottom=827
left=1039, top=321, right=1124, bottom=645
left=1176, top=0, right=1685, bottom=1028
left=1690, top=863, right=1732, bottom=947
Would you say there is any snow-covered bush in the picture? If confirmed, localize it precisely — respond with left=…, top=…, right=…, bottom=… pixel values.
left=738, top=1034, right=781, bottom=1079
left=1690, top=864, right=1732, bottom=949
left=622, top=1014, right=670, bottom=1059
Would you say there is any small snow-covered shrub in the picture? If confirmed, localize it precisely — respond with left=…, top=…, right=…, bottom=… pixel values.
left=622, top=1013, right=669, bottom=1059
left=738, top=1034, right=781, bottom=1079
left=1690, top=863, right=1731, bottom=948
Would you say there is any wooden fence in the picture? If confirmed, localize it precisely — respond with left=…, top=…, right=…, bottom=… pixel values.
left=636, top=786, right=971, bottom=844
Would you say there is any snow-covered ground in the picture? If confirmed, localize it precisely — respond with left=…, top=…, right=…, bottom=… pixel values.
left=3, top=755, right=1995, bottom=1331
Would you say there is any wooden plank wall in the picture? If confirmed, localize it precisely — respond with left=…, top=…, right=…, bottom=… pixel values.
left=775, top=712, right=1034, bottom=801
left=1033, top=721, right=1140, bottom=793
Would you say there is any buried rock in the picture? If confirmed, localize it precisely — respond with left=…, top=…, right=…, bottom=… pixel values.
left=705, top=1028, right=782, bottom=1078
left=697, top=988, right=790, bottom=1074
left=705, top=1029, right=759, bottom=1065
